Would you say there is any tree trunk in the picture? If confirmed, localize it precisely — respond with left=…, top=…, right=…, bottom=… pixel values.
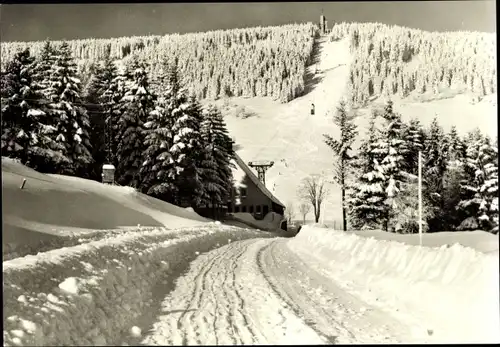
left=384, top=212, right=390, bottom=232
left=303, top=214, right=306, bottom=225
left=316, top=203, right=321, bottom=223
left=313, top=204, right=318, bottom=223
left=341, top=173, right=347, bottom=231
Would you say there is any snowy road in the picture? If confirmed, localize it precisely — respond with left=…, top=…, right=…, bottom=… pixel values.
left=140, top=238, right=415, bottom=345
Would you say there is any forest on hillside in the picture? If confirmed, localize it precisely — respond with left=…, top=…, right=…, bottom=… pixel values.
left=330, top=22, right=497, bottom=107
left=1, top=24, right=317, bottom=103
left=1, top=22, right=495, bottom=107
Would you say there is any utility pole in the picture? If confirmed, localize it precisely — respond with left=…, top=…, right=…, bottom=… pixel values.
left=248, top=161, right=274, bottom=187
left=418, top=151, right=423, bottom=246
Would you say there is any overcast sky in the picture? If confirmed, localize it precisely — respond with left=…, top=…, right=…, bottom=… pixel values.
left=0, top=1, right=496, bottom=42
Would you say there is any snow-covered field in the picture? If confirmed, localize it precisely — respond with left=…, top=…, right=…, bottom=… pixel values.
left=2, top=157, right=209, bottom=259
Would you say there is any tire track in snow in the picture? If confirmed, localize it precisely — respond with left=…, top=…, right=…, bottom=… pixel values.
left=142, top=238, right=326, bottom=345
left=216, top=240, right=255, bottom=344
left=224, top=240, right=263, bottom=344
left=259, top=239, right=413, bottom=344
left=256, top=240, right=341, bottom=343
left=177, top=245, right=230, bottom=345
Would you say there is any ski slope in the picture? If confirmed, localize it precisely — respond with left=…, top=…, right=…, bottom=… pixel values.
left=216, top=36, right=497, bottom=222
left=214, top=36, right=351, bottom=221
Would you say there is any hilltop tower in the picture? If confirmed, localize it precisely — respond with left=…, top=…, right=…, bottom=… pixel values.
left=320, top=14, right=328, bottom=35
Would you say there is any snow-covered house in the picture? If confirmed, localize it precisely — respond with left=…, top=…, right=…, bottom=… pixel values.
left=229, top=153, right=286, bottom=221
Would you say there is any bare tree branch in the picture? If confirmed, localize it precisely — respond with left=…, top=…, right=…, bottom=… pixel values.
left=297, top=174, right=329, bottom=223
left=298, top=202, right=311, bottom=224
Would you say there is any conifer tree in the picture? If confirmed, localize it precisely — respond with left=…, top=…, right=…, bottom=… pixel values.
left=1, top=49, right=41, bottom=163
left=36, top=40, right=57, bottom=93
left=21, top=41, right=70, bottom=171
left=170, top=90, right=205, bottom=206
left=349, top=111, right=388, bottom=229
left=197, top=103, right=235, bottom=211
left=140, top=91, right=177, bottom=201
left=115, top=60, right=154, bottom=188
left=324, top=100, right=358, bottom=231
left=446, top=125, right=466, bottom=164
left=458, top=132, right=498, bottom=232
left=422, top=117, right=448, bottom=230
left=43, top=42, right=93, bottom=175
left=377, top=100, right=408, bottom=231
left=402, top=118, right=425, bottom=175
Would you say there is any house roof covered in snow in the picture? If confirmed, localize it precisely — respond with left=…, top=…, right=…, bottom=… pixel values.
left=232, top=153, right=285, bottom=208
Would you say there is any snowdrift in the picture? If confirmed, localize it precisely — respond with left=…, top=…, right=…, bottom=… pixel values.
left=2, top=157, right=209, bottom=258
left=3, top=223, right=273, bottom=346
left=231, top=212, right=285, bottom=231
left=288, top=226, right=500, bottom=343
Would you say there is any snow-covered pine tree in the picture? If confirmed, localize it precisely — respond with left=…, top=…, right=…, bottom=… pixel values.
left=23, top=41, right=71, bottom=172
left=377, top=100, right=408, bottom=231
left=349, top=110, right=388, bottom=230
left=43, top=42, right=93, bottom=175
left=115, top=59, right=155, bottom=188
left=139, top=91, right=177, bottom=201
left=170, top=90, right=206, bottom=207
left=446, top=125, right=466, bottom=165
left=36, top=40, right=57, bottom=93
left=422, top=117, right=448, bottom=231
left=1, top=48, right=41, bottom=163
left=438, top=125, right=468, bottom=230
left=458, top=133, right=498, bottom=232
left=323, top=99, right=358, bottom=231
left=402, top=118, right=425, bottom=176
left=197, top=103, right=235, bottom=212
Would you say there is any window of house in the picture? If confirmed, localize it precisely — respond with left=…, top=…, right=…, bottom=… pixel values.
left=235, top=206, right=240, bottom=213
left=263, top=205, right=269, bottom=216
left=240, top=188, right=247, bottom=198
left=249, top=205, right=254, bottom=214
left=242, top=206, right=247, bottom=213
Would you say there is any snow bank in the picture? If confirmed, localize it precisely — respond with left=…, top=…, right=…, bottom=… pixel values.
left=232, top=212, right=285, bottom=231
left=288, top=226, right=500, bottom=343
left=3, top=224, right=272, bottom=346
left=2, top=157, right=208, bottom=258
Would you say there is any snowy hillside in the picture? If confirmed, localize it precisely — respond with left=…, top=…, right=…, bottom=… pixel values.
left=2, top=157, right=209, bottom=259
left=215, top=36, right=497, bottom=221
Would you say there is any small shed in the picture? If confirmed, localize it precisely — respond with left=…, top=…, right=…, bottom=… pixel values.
left=102, top=164, right=115, bottom=184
